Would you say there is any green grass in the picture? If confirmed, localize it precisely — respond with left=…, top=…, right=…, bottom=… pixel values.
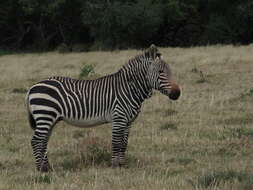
left=0, top=45, right=253, bottom=189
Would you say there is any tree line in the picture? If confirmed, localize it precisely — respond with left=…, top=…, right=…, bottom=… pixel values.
left=0, top=0, right=253, bottom=51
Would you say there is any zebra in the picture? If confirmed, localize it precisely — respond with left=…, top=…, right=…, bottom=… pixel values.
left=25, top=45, right=181, bottom=172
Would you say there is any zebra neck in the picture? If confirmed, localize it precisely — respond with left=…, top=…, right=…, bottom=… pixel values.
left=128, top=75, right=152, bottom=104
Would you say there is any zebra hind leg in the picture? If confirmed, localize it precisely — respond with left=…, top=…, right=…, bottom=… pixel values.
left=31, top=127, right=53, bottom=172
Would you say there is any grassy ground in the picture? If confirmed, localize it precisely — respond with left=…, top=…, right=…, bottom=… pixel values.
left=0, top=45, right=253, bottom=190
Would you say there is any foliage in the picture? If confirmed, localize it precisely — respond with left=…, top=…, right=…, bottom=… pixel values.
left=0, top=0, right=253, bottom=50
left=79, top=64, right=95, bottom=79
left=82, top=0, right=163, bottom=49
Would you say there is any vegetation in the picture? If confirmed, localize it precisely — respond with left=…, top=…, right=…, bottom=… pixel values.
left=1, top=0, right=253, bottom=51
left=79, top=64, right=95, bottom=79
left=194, top=170, right=253, bottom=189
left=0, top=45, right=253, bottom=189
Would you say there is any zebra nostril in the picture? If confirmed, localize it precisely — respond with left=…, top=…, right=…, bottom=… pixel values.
left=169, top=84, right=181, bottom=100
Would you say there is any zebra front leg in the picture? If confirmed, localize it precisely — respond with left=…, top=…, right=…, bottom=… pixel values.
left=118, top=128, right=130, bottom=167
left=111, top=119, right=128, bottom=168
left=31, top=129, right=52, bottom=172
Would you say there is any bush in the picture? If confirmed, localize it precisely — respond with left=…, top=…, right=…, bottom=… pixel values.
left=79, top=64, right=95, bottom=79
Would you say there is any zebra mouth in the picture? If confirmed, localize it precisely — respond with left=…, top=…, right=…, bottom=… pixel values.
left=160, top=84, right=181, bottom=100
left=169, top=89, right=180, bottom=100
left=168, top=84, right=181, bottom=100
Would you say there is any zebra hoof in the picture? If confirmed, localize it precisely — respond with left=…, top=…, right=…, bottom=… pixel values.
left=111, top=162, right=119, bottom=168
left=119, top=160, right=126, bottom=168
left=39, top=164, right=53, bottom=172
left=111, top=159, right=127, bottom=168
left=111, top=158, right=120, bottom=168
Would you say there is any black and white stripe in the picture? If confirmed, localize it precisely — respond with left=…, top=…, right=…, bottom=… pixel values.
left=26, top=45, right=180, bottom=171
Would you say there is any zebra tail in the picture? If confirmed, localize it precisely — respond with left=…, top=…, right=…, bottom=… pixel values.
left=25, top=90, right=36, bottom=130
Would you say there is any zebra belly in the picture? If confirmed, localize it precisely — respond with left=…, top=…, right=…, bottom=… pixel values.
left=63, top=117, right=110, bottom=128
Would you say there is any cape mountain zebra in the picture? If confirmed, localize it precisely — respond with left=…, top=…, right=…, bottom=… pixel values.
left=26, top=45, right=181, bottom=172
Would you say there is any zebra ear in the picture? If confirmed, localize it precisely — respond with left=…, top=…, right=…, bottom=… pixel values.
left=156, top=52, right=162, bottom=59
left=147, top=44, right=161, bottom=60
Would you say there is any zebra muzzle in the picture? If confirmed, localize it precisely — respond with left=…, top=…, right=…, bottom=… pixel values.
left=169, top=83, right=181, bottom=100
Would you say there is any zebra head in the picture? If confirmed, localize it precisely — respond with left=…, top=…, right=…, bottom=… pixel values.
left=148, top=58, right=181, bottom=100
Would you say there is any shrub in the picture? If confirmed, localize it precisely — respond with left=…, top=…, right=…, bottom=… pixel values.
left=79, top=64, right=95, bottom=79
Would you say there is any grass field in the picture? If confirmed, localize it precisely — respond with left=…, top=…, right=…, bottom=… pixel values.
left=0, top=45, right=253, bottom=190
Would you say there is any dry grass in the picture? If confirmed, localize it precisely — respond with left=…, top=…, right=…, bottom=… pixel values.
left=0, top=45, right=253, bottom=189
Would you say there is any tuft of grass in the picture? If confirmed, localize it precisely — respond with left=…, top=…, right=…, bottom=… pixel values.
left=60, top=157, right=80, bottom=171
left=191, top=67, right=208, bottom=83
left=191, top=66, right=199, bottom=73
left=79, top=64, right=95, bottom=79
left=12, top=88, right=27, bottom=94
left=165, top=108, right=178, bottom=116
left=0, top=162, right=5, bottom=169
left=223, top=115, right=253, bottom=126
left=228, top=128, right=253, bottom=138
left=216, top=147, right=236, bottom=157
left=78, top=137, right=111, bottom=167
left=164, top=169, right=185, bottom=177
left=84, top=143, right=111, bottom=166
left=72, top=131, right=86, bottom=139
left=167, top=156, right=195, bottom=166
left=194, top=170, right=253, bottom=188
left=229, top=88, right=253, bottom=103
left=245, top=88, right=253, bottom=97
left=196, top=71, right=208, bottom=83
left=59, top=137, right=111, bottom=171
left=34, top=175, right=52, bottom=184
left=160, top=123, right=178, bottom=130
left=126, top=154, right=148, bottom=168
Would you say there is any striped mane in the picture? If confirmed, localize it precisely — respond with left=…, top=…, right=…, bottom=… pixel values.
left=119, top=45, right=160, bottom=75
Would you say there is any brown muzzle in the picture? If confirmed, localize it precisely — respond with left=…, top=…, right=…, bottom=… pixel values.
left=169, top=83, right=181, bottom=100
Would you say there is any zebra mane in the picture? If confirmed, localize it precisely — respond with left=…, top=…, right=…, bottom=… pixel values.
left=119, top=45, right=161, bottom=74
